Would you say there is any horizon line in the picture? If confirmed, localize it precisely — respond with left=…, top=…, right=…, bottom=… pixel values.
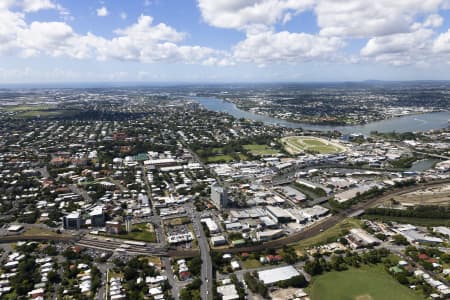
left=2, top=79, right=450, bottom=89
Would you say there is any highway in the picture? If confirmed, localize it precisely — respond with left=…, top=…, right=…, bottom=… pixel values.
left=141, top=165, right=167, bottom=247
left=183, top=143, right=216, bottom=299
left=191, top=210, right=213, bottom=300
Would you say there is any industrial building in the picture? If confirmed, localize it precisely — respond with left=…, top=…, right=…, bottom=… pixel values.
left=201, top=218, right=220, bottom=234
left=217, top=284, right=239, bottom=300
left=256, top=229, right=284, bottom=242
left=258, top=265, right=301, bottom=285
left=266, top=206, right=292, bottom=223
left=210, top=235, right=227, bottom=246
left=347, top=228, right=381, bottom=249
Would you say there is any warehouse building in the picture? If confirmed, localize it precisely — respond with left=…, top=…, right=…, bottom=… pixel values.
left=258, top=266, right=301, bottom=285
left=266, top=206, right=292, bottom=223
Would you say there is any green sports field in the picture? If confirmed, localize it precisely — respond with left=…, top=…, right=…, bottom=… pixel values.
left=281, top=136, right=346, bottom=155
left=309, top=265, right=424, bottom=300
left=243, top=144, right=279, bottom=156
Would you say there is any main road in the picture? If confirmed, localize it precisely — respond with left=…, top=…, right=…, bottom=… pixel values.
left=191, top=209, right=213, bottom=300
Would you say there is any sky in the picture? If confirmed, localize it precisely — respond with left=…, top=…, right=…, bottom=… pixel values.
left=2, top=0, right=450, bottom=83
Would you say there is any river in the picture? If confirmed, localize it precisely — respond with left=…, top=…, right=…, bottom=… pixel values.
left=193, top=96, right=450, bottom=135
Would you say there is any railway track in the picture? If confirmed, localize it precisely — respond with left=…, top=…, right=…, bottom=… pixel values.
left=2, top=179, right=449, bottom=257
left=215, top=178, right=450, bottom=253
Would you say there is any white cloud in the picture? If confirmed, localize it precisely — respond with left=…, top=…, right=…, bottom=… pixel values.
left=433, top=29, right=450, bottom=53
left=0, top=9, right=226, bottom=65
left=0, top=0, right=16, bottom=10
left=423, top=14, right=444, bottom=28
left=315, top=0, right=447, bottom=38
left=233, top=31, right=344, bottom=66
left=17, top=21, right=74, bottom=57
left=0, top=8, right=26, bottom=54
left=96, top=6, right=108, bottom=17
left=114, top=15, right=185, bottom=43
left=2, top=0, right=450, bottom=70
left=120, top=12, right=127, bottom=20
left=361, top=29, right=434, bottom=65
left=197, top=0, right=314, bottom=32
left=22, top=0, right=55, bottom=12
left=89, top=15, right=226, bottom=64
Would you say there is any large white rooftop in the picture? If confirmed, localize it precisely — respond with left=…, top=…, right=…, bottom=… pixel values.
left=258, top=265, right=300, bottom=285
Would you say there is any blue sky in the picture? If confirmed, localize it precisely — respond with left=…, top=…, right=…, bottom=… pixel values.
left=1, top=0, right=450, bottom=83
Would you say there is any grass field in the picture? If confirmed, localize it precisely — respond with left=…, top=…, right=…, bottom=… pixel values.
left=206, top=154, right=234, bottom=162
left=291, top=218, right=361, bottom=252
left=203, top=147, right=249, bottom=163
left=308, top=264, right=424, bottom=300
left=243, top=144, right=279, bottom=156
left=17, top=110, right=64, bottom=118
left=165, top=217, right=190, bottom=226
left=101, top=223, right=157, bottom=242
left=1, top=104, right=69, bottom=118
left=281, top=136, right=346, bottom=155
left=2, top=104, right=56, bottom=112
left=146, top=256, right=162, bottom=266
left=241, top=258, right=263, bottom=269
left=23, top=226, right=68, bottom=237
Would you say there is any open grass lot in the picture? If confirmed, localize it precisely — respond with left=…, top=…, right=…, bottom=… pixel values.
left=23, top=226, right=69, bottom=237
left=17, top=110, right=65, bottom=118
left=101, top=223, right=157, bottom=242
left=241, top=258, right=263, bottom=269
left=243, top=144, right=279, bottom=156
left=1, top=104, right=71, bottom=118
left=2, top=104, right=56, bottom=111
left=308, top=264, right=424, bottom=300
left=291, top=218, right=361, bottom=252
left=281, top=136, right=346, bottom=155
left=206, top=154, right=234, bottom=163
left=165, top=217, right=190, bottom=226
left=205, top=153, right=248, bottom=163
left=203, top=147, right=248, bottom=163
left=146, top=256, right=162, bottom=266
left=364, top=214, right=450, bottom=226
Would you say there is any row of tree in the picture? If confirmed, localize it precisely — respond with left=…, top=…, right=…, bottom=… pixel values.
left=366, top=205, right=450, bottom=219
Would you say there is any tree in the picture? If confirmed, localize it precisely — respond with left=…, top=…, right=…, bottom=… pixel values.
left=123, top=266, right=138, bottom=281
left=187, top=256, right=202, bottom=276
left=304, top=258, right=323, bottom=276
left=375, top=233, right=387, bottom=241
left=330, top=255, right=347, bottom=271
left=47, top=271, right=60, bottom=284
left=43, top=245, right=58, bottom=256
left=339, top=237, right=349, bottom=245
left=394, top=272, right=409, bottom=285
left=392, top=234, right=409, bottom=246
left=278, top=275, right=308, bottom=288
left=282, top=246, right=298, bottom=264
